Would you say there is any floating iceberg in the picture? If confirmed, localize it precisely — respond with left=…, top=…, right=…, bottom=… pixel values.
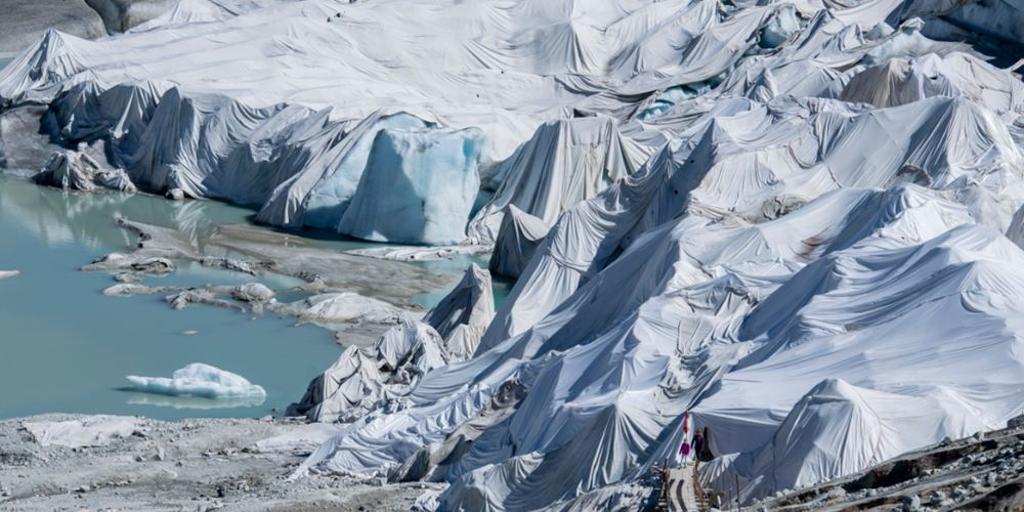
left=125, top=363, right=266, bottom=400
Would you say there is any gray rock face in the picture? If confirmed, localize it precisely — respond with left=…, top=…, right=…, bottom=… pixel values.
left=84, top=0, right=174, bottom=34
left=0, top=0, right=173, bottom=57
left=0, top=107, right=62, bottom=173
left=0, top=1, right=105, bottom=56
left=1008, top=414, right=1024, bottom=429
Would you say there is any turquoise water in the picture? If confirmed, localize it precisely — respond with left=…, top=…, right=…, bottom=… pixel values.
left=0, top=176, right=343, bottom=420
left=0, top=58, right=505, bottom=420
left=0, top=173, right=507, bottom=420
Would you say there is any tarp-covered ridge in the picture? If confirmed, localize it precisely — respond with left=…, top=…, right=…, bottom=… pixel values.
left=3, top=0, right=1024, bottom=509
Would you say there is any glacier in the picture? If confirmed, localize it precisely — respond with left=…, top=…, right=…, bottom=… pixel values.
left=2, top=0, right=1024, bottom=509
left=338, top=126, right=485, bottom=245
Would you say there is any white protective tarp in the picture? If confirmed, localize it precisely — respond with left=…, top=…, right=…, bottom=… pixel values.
left=290, top=264, right=496, bottom=422
left=488, top=205, right=550, bottom=278
left=469, top=116, right=653, bottom=244
left=4, top=0, right=1024, bottom=510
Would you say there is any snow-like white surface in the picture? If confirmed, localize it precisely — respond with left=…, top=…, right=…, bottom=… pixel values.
left=23, top=416, right=141, bottom=448
left=291, top=265, right=495, bottom=422
left=254, top=422, right=345, bottom=454
left=345, top=244, right=490, bottom=262
left=4, top=0, right=1024, bottom=509
left=289, top=292, right=408, bottom=326
left=468, top=116, right=652, bottom=243
left=125, top=363, right=266, bottom=399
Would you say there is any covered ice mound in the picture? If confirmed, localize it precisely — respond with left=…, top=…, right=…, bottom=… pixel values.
left=128, top=0, right=269, bottom=32
left=37, top=86, right=440, bottom=230
left=479, top=95, right=1024, bottom=348
left=694, top=224, right=1024, bottom=499
left=298, top=184, right=980, bottom=508
left=338, top=126, right=485, bottom=245
left=290, top=265, right=494, bottom=422
left=488, top=204, right=549, bottom=278
left=285, top=292, right=408, bottom=327
left=256, top=111, right=431, bottom=230
left=422, top=264, right=495, bottom=361
left=5, top=0, right=1024, bottom=508
left=33, top=147, right=137, bottom=192
left=905, top=0, right=1024, bottom=46
left=701, top=379, right=987, bottom=502
left=125, top=363, right=266, bottom=399
left=45, top=80, right=168, bottom=168
left=840, top=52, right=1024, bottom=113
left=468, top=116, right=651, bottom=243
left=288, top=320, right=446, bottom=423
left=0, top=29, right=95, bottom=105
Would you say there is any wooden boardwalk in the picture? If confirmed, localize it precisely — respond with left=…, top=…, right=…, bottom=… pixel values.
left=667, top=464, right=701, bottom=512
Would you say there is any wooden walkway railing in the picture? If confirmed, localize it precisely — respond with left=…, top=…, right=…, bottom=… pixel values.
left=660, top=463, right=709, bottom=512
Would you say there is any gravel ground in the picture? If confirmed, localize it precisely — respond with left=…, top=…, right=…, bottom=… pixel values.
left=753, top=422, right=1024, bottom=512
left=0, top=414, right=432, bottom=511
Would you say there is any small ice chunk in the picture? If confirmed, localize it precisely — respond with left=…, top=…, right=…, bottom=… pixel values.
left=0, top=270, right=20, bottom=280
left=125, top=363, right=266, bottom=399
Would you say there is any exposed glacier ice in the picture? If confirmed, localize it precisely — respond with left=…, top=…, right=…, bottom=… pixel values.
left=338, top=127, right=485, bottom=245
left=301, top=113, right=429, bottom=230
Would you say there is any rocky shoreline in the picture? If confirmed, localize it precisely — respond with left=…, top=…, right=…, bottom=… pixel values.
left=0, top=413, right=430, bottom=511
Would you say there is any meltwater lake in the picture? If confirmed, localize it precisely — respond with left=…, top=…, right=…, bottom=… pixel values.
left=0, top=175, right=347, bottom=419
left=0, top=172, right=509, bottom=420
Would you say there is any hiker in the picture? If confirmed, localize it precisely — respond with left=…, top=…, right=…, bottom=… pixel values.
left=675, top=411, right=692, bottom=466
left=692, top=429, right=704, bottom=464
left=696, top=425, right=712, bottom=462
